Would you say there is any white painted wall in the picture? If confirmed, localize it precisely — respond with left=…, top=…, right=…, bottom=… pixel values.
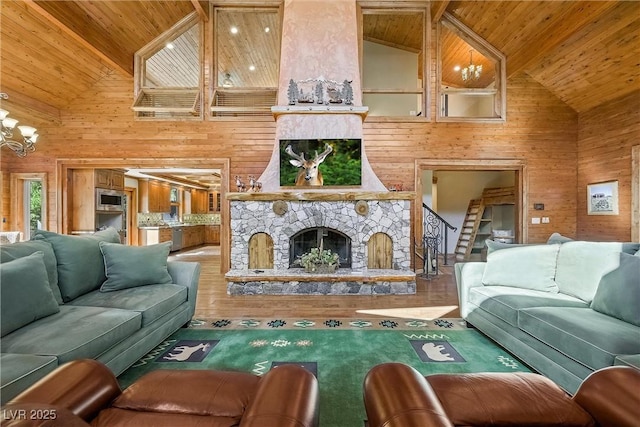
left=446, top=93, right=495, bottom=117
left=362, top=41, right=419, bottom=116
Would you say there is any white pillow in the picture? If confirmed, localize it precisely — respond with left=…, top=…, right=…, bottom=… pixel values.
left=481, top=244, right=560, bottom=292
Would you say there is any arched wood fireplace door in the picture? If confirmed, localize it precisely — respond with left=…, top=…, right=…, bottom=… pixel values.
left=289, top=227, right=351, bottom=268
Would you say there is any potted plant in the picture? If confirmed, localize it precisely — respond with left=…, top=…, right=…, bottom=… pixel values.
left=295, top=240, right=340, bottom=273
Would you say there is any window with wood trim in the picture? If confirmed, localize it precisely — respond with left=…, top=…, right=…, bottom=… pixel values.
left=133, top=12, right=202, bottom=120
left=210, top=7, right=280, bottom=118
left=360, top=8, right=428, bottom=119
left=437, top=12, right=506, bottom=122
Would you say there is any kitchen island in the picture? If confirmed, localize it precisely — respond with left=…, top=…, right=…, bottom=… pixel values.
left=138, top=224, right=220, bottom=249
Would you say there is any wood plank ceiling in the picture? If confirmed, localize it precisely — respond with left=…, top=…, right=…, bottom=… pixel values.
left=1, top=0, right=638, bottom=127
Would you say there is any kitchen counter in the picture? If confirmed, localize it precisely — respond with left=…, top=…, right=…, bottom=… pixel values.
left=138, top=223, right=217, bottom=229
left=138, top=224, right=219, bottom=247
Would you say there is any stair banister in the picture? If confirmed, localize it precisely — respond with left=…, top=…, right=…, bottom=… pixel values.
left=422, top=203, right=457, bottom=277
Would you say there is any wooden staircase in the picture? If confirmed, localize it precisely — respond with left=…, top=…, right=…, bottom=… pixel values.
left=454, top=186, right=516, bottom=262
left=454, top=199, right=484, bottom=262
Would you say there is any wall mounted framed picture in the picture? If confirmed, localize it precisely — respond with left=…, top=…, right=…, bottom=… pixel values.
left=587, top=180, right=619, bottom=215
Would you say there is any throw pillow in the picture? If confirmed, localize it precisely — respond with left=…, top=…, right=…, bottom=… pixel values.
left=482, top=244, right=560, bottom=292
left=1, top=252, right=60, bottom=337
left=555, top=241, right=640, bottom=303
left=546, top=232, right=574, bottom=244
left=33, top=228, right=121, bottom=302
left=99, top=241, right=173, bottom=292
left=590, top=252, right=640, bottom=326
left=485, top=239, right=536, bottom=255
left=0, top=239, right=63, bottom=304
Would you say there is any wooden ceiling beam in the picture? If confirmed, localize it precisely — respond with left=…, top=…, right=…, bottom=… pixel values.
left=506, top=1, right=619, bottom=78
left=431, top=0, right=450, bottom=23
left=24, top=0, right=132, bottom=77
left=191, top=0, right=209, bottom=22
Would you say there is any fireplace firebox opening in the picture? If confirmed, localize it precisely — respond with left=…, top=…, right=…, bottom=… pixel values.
left=290, top=227, right=351, bottom=268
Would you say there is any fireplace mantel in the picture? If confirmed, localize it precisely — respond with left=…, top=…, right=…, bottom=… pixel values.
left=271, top=105, right=369, bottom=120
left=227, top=191, right=415, bottom=202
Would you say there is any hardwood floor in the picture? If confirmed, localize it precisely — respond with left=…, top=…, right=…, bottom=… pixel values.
left=170, top=245, right=461, bottom=320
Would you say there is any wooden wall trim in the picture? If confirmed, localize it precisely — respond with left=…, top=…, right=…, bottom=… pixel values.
left=56, top=158, right=231, bottom=272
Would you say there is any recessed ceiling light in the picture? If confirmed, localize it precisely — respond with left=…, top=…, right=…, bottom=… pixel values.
left=249, top=65, right=256, bottom=71
left=166, top=42, right=175, bottom=49
left=453, top=65, right=461, bottom=72
left=264, top=27, right=270, bottom=33
left=230, top=26, right=238, bottom=34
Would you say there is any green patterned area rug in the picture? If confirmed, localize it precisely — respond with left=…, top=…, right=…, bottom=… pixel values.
left=118, top=318, right=531, bottom=427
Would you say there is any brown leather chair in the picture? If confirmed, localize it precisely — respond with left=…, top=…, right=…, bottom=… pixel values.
left=3, top=359, right=319, bottom=427
left=363, top=363, right=640, bottom=427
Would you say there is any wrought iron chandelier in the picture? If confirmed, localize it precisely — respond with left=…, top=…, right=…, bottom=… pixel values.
left=461, top=50, right=482, bottom=82
left=0, top=93, right=39, bottom=157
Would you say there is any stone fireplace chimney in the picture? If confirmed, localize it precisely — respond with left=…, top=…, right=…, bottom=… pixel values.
left=258, top=0, right=385, bottom=191
left=226, top=0, right=416, bottom=295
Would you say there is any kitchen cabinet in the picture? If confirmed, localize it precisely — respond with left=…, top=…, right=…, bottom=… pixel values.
left=70, top=169, right=124, bottom=232
left=208, top=191, right=220, bottom=212
left=182, top=225, right=205, bottom=248
left=95, top=169, right=124, bottom=190
left=139, top=227, right=172, bottom=245
left=205, top=225, right=220, bottom=245
left=191, top=189, right=208, bottom=214
left=141, top=180, right=171, bottom=213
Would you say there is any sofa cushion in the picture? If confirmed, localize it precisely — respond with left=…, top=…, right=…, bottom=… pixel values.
left=590, top=252, right=640, bottom=326
left=0, top=239, right=63, bottom=304
left=555, top=241, right=640, bottom=303
left=1, top=305, right=141, bottom=364
left=482, top=244, right=560, bottom=292
left=99, top=241, right=173, bottom=292
left=70, top=284, right=187, bottom=327
left=469, top=286, right=588, bottom=327
left=518, top=307, right=640, bottom=371
left=485, top=239, right=537, bottom=255
left=0, top=354, right=58, bottom=405
left=1, top=252, right=61, bottom=337
left=33, top=228, right=121, bottom=302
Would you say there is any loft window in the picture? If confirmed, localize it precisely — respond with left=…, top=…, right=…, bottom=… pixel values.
left=437, top=12, right=506, bottom=122
left=361, top=8, right=428, bottom=119
left=133, top=13, right=202, bottom=120
left=210, top=7, right=280, bottom=118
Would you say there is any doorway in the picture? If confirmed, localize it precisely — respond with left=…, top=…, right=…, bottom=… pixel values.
left=10, top=173, right=47, bottom=241
left=414, top=159, right=527, bottom=265
left=56, top=158, right=230, bottom=272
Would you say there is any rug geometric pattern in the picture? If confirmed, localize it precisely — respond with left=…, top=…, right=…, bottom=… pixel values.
left=118, top=318, right=531, bottom=427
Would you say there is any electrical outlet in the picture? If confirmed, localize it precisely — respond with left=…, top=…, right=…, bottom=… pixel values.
left=542, top=217, right=550, bottom=224
left=531, top=217, right=541, bottom=224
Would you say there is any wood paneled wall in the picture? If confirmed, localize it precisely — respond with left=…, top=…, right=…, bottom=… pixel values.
left=2, top=71, right=582, bottom=246
left=1, top=172, right=9, bottom=231
left=3, top=55, right=636, bottom=249
left=576, top=90, right=640, bottom=242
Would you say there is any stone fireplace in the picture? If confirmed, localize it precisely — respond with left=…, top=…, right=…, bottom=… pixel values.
left=225, top=0, right=416, bottom=295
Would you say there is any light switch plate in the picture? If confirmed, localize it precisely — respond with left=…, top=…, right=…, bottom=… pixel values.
left=531, top=217, right=541, bottom=224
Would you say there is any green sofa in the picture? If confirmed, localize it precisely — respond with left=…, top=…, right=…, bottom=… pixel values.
left=0, top=228, right=201, bottom=403
left=455, top=238, right=640, bottom=394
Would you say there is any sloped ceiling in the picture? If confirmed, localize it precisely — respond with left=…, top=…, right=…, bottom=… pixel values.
left=1, top=0, right=638, bottom=127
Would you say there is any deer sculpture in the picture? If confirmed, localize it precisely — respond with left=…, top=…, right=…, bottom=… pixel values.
left=285, top=144, right=333, bottom=186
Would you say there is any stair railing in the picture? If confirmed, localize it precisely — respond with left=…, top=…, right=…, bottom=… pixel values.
left=422, top=203, right=457, bottom=277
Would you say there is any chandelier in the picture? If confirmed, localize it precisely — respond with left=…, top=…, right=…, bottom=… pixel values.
left=0, top=93, right=39, bottom=157
left=461, top=50, right=482, bottom=82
